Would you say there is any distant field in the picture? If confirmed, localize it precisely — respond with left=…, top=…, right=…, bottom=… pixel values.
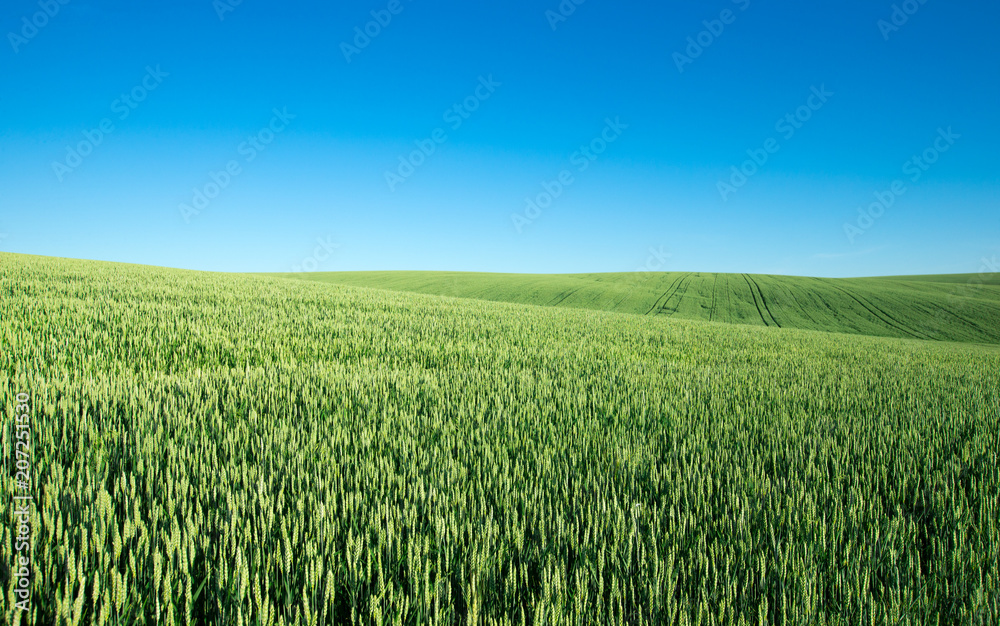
left=872, top=273, right=1000, bottom=285
left=271, top=270, right=1000, bottom=344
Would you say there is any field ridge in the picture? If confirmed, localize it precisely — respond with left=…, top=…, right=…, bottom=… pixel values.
left=271, top=269, right=1000, bottom=345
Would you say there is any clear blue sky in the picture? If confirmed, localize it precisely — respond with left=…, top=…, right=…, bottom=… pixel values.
left=1, top=0, right=997, bottom=276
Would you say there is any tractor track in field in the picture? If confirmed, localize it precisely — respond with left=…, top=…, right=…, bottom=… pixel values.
left=725, top=275, right=733, bottom=324
left=784, top=284, right=822, bottom=328
left=746, top=274, right=781, bottom=327
left=609, top=289, right=633, bottom=311
left=909, top=299, right=988, bottom=341
left=741, top=274, right=772, bottom=327
left=664, top=272, right=696, bottom=317
left=646, top=274, right=684, bottom=315
left=926, top=302, right=986, bottom=333
left=609, top=275, right=648, bottom=311
left=809, top=284, right=844, bottom=325
left=549, top=285, right=586, bottom=307
left=709, top=274, right=719, bottom=322
left=819, top=279, right=933, bottom=340
left=897, top=285, right=990, bottom=331
left=612, top=273, right=658, bottom=310
left=839, top=284, right=935, bottom=340
left=645, top=273, right=688, bottom=315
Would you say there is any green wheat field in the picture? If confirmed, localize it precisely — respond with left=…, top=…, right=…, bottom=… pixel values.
left=2, top=252, right=998, bottom=624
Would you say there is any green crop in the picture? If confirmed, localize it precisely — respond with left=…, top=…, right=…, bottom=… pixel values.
left=1, top=252, right=997, bottom=624
left=273, top=270, right=1000, bottom=344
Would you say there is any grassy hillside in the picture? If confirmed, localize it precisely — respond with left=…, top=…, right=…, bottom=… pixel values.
left=2, top=252, right=998, bottom=624
left=873, top=272, right=1000, bottom=285
left=271, top=270, right=1000, bottom=344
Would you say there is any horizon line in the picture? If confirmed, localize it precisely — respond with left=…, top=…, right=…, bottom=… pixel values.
left=2, top=251, right=998, bottom=281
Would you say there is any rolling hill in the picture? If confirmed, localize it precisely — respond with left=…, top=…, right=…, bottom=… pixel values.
left=270, top=270, right=1000, bottom=344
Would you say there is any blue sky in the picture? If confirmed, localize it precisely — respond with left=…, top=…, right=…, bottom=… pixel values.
left=1, top=0, right=997, bottom=276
